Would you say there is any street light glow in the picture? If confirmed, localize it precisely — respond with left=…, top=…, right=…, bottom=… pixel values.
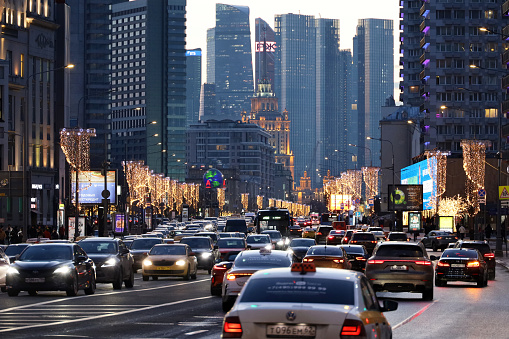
left=65, top=64, right=75, bottom=69
left=440, top=105, right=447, bottom=109
left=469, top=64, right=478, bottom=68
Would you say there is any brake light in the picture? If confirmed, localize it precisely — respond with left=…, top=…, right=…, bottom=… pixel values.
left=328, top=236, right=334, bottom=239
left=226, top=274, right=236, bottom=281
left=333, top=259, right=344, bottom=264
left=356, top=256, right=367, bottom=261
left=317, top=232, right=322, bottom=235
left=437, top=261, right=450, bottom=267
left=214, top=265, right=228, bottom=270
left=484, top=253, right=495, bottom=258
left=437, top=237, right=442, bottom=240
left=223, top=316, right=242, bottom=338
left=341, top=319, right=366, bottom=337
left=303, top=258, right=314, bottom=262
left=371, top=241, right=377, bottom=243
left=350, top=240, right=357, bottom=244
left=368, top=260, right=384, bottom=264
left=467, top=261, right=480, bottom=268
left=414, top=261, right=432, bottom=266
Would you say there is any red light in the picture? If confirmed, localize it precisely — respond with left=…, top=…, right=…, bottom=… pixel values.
left=214, top=265, right=228, bottom=270
left=226, top=274, right=236, bottom=281
left=356, top=256, right=367, bottom=261
left=467, top=261, right=480, bottom=268
left=484, top=253, right=495, bottom=258
left=368, top=260, right=384, bottom=264
left=341, top=319, right=365, bottom=336
left=223, top=316, right=243, bottom=338
left=350, top=240, right=357, bottom=243
left=316, top=232, right=322, bottom=235
left=437, top=261, right=450, bottom=267
left=371, top=241, right=377, bottom=243
left=436, top=237, right=442, bottom=239
left=328, top=236, right=334, bottom=239
left=303, top=258, right=314, bottom=262
left=333, top=259, right=344, bottom=264
left=415, top=261, right=431, bottom=266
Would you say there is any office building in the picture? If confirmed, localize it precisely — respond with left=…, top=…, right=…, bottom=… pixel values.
left=255, top=18, right=276, bottom=90
left=186, top=48, right=202, bottom=126
left=355, top=18, right=394, bottom=168
left=199, top=83, right=218, bottom=122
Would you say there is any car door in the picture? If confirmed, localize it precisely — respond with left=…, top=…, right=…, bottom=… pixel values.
left=74, top=245, right=89, bottom=287
left=423, top=232, right=434, bottom=247
left=360, top=277, right=391, bottom=339
left=118, top=241, right=130, bottom=279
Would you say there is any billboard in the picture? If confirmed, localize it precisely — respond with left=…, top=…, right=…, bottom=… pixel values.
left=408, top=212, right=422, bottom=232
left=329, top=194, right=352, bottom=211
left=114, top=214, right=125, bottom=233
left=400, top=159, right=436, bottom=210
left=388, top=185, right=423, bottom=211
left=71, top=171, right=116, bottom=204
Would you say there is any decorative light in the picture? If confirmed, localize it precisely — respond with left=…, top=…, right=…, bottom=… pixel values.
left=460, top=140, right=487, bottom=216
left=362, top=167, right=380, bottom=203
left=257, top=195, right=263, bottom=210
left=425, top=149, right=447, bottom=213
left=241, top=193, right=249, bottom=211
left=217, top=188, right=226, bottom=213
left=438, top=195, right=467, bottom=217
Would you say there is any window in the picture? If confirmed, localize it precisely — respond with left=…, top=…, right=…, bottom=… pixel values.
left=469, top=10, right=482, bottom=19
left=485, top=43, right=497, bottom=52
left=469, top=43, right=482, bottom=52
left=485, top=10, right=497, bottom=19
left=454, top=92, right=464, bottom=102
left=454, top=125, right=464, bottom=134
left=485, top=125, right=496, bottom=134
left=469, top=76, right=482, bottom=85
left=485, top=108, right=498, bottom=118
left=20, top=54, right=24, bottom=77
left=436, top=10, right=452, bottom=19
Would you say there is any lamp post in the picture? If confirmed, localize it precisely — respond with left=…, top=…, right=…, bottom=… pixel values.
left=23, top=63, right=74, bottom=240
left=348, top=143, right=372, bottom=167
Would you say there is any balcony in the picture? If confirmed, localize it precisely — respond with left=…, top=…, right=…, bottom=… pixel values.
left=419, top=4, right=427, bottom=17
left=502, top=49, right=509, bottom=66
left=502, top=74, right=509, bottom=89
left=502, top=100, right=509, bottom=115
left=503, top=0, right=509, bottom=16
left=503, top=25, right=509, bottom=40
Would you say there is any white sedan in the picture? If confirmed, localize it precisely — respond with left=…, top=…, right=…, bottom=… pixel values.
left=222, top=263, right=397, bottom=339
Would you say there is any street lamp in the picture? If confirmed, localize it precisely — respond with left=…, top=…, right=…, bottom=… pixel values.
left=348, top=143, right=372, bottom=167
left=22, top=63, right=74, bottom=240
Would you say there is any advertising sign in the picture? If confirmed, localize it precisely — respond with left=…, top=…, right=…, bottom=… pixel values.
left=71, top=171, right=116, bottom=204
left=114, top=214, right=125, bottom=233
left=388, top=185, right=424, bottom=211
left=330, top=194, right=352, bottom=211
left=68, top=217, right=85, bottom=240
left=439, top=216, right=454, bottom=231
left=408, top=212, right=422, bottom=232
left=400, top=159, right=436, bottom=210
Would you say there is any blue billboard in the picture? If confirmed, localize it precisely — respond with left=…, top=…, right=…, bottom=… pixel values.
left=400, top=159, right=436, bottom=210
left=71, top=171, right=117, bottom=204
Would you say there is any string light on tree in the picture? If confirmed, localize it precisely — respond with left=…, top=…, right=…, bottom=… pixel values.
left=362, top=167, right=380, bottom=204
left=257, top=195, right=264, bottom=210
left=438, top=195, right=467, bottom=218
left=460, top=140, right=488, bottom=216
left=425, top=149, right=447, bottom=214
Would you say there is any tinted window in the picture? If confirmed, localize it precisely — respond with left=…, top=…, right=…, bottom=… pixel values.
left=180, top=238, right=211, bottom=249
left=458, top=243, right=490, bottom=255
left=5, top=245, right=29, bottom=256
left=217, top=239, right=245, bottom=248
left=307, top=246, right=343, bottom=256
left=290, top=239, right=315, bottom=247
left=234, top=254, right=291, bottom=268
left=150, top=246, right=186, bottom=256
left=352, top=233, right=376, bottom=241
left=262, top=231, right=282, bottom=239
left=442, top=249, right=478, bottom=259
left=19, top=245, right=72, bottom=261
left=79, top=241, right=117, bottom=254
left=318, top=227, right=333, bottom=232
left=225, top=219, right=247, bottom=233
left=247, top=235, right=270, bottom=244
left=389, top=234, right=408, bottom=241
left=130, top=239, right=162, bottom=250
left=240, top=278, right=354, bottom=305
left=340, top=246, right=365, bottom=254
left=375, top=245, right=424, bottom=257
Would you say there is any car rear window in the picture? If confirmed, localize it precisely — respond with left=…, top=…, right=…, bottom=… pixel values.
left=442, top=249, right=478, bottom=259
left=307, top=246, right=343, bottom=256
left=340, top=246, right=365, bottom=254
left=217, top=239, right=245, bottom=248
left=375, top=245, right=424, bottom=257
left=235, top=254, right=292, bottom=268
left=459, top=243, right=490, bottom=255
left=352, top=233, right=376, bottom=241
left=290, top=239, right=315, bottom=247
left=240, top=278, right=355, bottom=305
left=389, top=234, right=408, bottom=241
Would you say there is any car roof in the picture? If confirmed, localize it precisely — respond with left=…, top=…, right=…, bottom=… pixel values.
left=249, top=266, right=362, bottom=280
left=153, top=243, right=187, bottom=247
left=79, top=237, right=118, bottom=242
left=236, top=249, right=290, bottom=258
left=30, top=243, right=75, bottom=247
left=378, top=241, right=419, bottom=246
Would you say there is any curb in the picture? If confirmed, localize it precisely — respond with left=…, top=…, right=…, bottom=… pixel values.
left=496, top=260, right=509, bottom=270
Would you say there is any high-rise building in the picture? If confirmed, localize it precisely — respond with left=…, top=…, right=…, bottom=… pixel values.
left=199, top=83, right=218, bottom=122
left=255, top=18, right=276, bottom=91
left=402, top=0, right=505, bottom=155
left=186, top=48, right=202, bottom=126
left=354, top=18, right=394, bottom=167
left=208, top=4, right=253, bottom=120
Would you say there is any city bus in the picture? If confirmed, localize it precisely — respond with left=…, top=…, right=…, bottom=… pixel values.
left=310, top=212, right=320, bottom=225
left=255, top=208, right=292, bottom=237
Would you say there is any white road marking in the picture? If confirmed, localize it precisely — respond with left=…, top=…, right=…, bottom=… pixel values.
left=193, top=316, right=224, bottom=319
left=185, top=330, right=209, bottom=336
left=178, top=322, right=218, bottom=327
left=44, top=335, right=89, bottom=338
left=392, top=300, right=438, bottom=330
left=134, top=323, right=175, bottom=326
left=0, top=296, right=214, bottom=333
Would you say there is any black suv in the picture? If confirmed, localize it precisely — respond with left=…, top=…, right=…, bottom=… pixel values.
left=180, top=236, right=219, bottom=274
left=454, top=240, right=496, bottom=280
left=224, top=219, right=248, bottom=235
left=349, top=232, right=378, bottom=255
left=315, top=225, right=333, bottom=244
left=78, top=238, right=135, bottom=289
left=130, top=238, right=164, bottom=271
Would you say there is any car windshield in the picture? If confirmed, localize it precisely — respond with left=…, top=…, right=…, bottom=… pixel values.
left=375, top=245, right=424, bottom=257
left=150, top=246, right=186, bottom=256
left=459, top=243, right=490, bottom=255
left=180, top=238, right=211, bottom=249
left=262, top=232, right=282, bottom=239
left=240, top=278, right=354, bottom=305
left=130, top=239, right=162, bottom=250
left=19, top=245, right=72, bottom=261
left=247, top=236, right=270, bottom=244
left=217, top=239, right=245, bottom=248
left=234, top=254, right=292, bottom=268
left=442, top=249, right=478, bottom=259
left=5, top=245, right=29, bottom=256
left=79, top=241, right=117, bottom=254
left=290, top=239, right=315, bottom=247
left=352, top=233, right=376, bottom=240
left=434, top=232, right=451, bottom=236
left=389, top=234, right=407, bottom=240
left=307, top=246, right=343, bottom=256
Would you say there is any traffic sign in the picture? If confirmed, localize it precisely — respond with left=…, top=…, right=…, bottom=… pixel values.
left=479, top=198, right=486, bottom=204
left=499, top=186, right=509, bottom=200
left=478, top=188, right=486, bottom=198
left=355, top=198, right=360, bottom=204
left=368, top=198, right=374, bottom=206
left=340, top=203, right=344, bottom=210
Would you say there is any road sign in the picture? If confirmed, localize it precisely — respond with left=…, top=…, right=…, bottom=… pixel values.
left=499, top=186, right=509, bottom=200
left=368, top=198, right=374, bottom=206
left=478, top=188, right=486, bottom=198
left=340, top=203, right=344, bottom=210
left=479, top=198, right=486, bottom=204
left=355, top=198, right=360, bottom=204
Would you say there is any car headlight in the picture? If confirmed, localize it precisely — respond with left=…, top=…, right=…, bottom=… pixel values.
left=277, top=240, right=284, bottom=246
left=285, top=238, right=290, bottom=244
left=176, top=260, right=186, bottom=266
left=286, top=248, right=293, bottom=254
left=7, top=267, right=19, bottom=275
left=143, top=259, right=153, bottom=266
left=102, top=258, right=118, bottom=267
left=201, top=252, right=212, bottom=258
left=54, top=266, right=71, bottom=274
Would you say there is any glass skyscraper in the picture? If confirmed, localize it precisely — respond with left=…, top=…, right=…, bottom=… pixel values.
left=186, top=48, right=202, bottom=126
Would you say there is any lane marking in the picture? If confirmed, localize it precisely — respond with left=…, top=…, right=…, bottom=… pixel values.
left=44, top=335, right=89, bottom=338
left=135, top=323, right=175, bottom=326
left=185, top=330, right=209, bottom=336
left=392, top=300, right=437, bottom=330
left=194, top=316, right=224, bottom=319
left=178, top=322, right=218, bottom=327
left=0, top=296, right=214, bottom=333
left=2, top=278, right=208, bottom=313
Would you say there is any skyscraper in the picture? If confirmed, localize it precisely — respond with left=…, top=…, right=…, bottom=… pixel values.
left=255, top=18, right=276, bottom=91
left=355, top=19, right=394, bottom=167
left=186, top=48, right=202, bottom=126
left=209, top=4, right=254, bottom=120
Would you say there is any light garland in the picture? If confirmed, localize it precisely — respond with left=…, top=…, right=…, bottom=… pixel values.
left=241, top=193, right=249, bottom=211
left=425, top=150, right=447, bottom=213
left=362, top=167, right=380, bottom=203
left=257, top=195, right=264, bottom=210
left=438, top=195, right=467, bottom=217
left=460, top=140, right=487, bottom=216
left=217, top=188, right=226, bottom=213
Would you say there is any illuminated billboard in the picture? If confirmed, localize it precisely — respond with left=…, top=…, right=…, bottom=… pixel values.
left=71, top=171, right=117, bottom=204
left=329, top=194, right=352, bottom=211
left=255, top=41, right=277, bottom=52
left=388, top=185, right=424, bottom=211
left=400, top=159, right=436, bottom=210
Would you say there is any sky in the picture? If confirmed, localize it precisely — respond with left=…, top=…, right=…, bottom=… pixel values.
left=186, top=0, right=401, bottom=97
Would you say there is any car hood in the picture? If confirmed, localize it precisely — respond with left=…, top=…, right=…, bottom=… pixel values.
left=130, top=249, right=151, bottom=255
left=86, top=253, right=117, bottom=263
left=219, top=247, right=245, bottom=252
left=146, top=254, right=187, bottom=260
left=14, top=260, right=70, bottom=270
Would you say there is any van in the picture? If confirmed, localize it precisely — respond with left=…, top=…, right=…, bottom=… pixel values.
left=224, top=218, right=248, bottom=235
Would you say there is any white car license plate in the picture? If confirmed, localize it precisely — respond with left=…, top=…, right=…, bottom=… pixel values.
left=451, top=264, right=465, bottom=268
left=391, top=265, right=408, bottom=271
left=266, top=325, right=316, bottom=337
left=25, top=278, right=45, bottom=283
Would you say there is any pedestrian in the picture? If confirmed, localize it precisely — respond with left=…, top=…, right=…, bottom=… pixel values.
left=0, top=226, right=6, bottom=245
left=459, top=224, right=466, bottom=240
left=5, top=224, right=12, bottom=245
left=43, top=227, right=51, bottom=239
left=485, top=224, right=493, bottom=239
left=51, top=228, right=59, bottom=240
left=11, top=226, right=20, bottom=244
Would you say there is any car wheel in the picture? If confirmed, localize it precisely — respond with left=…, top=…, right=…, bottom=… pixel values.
left=152, top=276, right=158, bottom=281
left=183, top=266, right=190, bottom=281
left=477, top=276, right=485, bottom=288
left=211, top=286, right=221, bottom=296
left=7, top=289, right=19, bottom=297
left=84, top=274, right=96, bottom=295
left=66, top=273, right=79, bottom=297
left=28, top=289, right=37, bottom=296
left=432, top=242, right=438, bottom=252
left=124, top=266, right=135, bottom=288
left=113, top=269, right=123, bottom=290
left=142, top=275, right=149, bottom=281
left=222, top=295, right=234, bottom=312
left=488, top=271, right=495, bottom=280
left=1, top=286, right=6, bottom=293
left=422, top=288, right=433, bottom=301
left=191, top=268, right=197, bottom=280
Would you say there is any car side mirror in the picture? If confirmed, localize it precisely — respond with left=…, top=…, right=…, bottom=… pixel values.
left=380, top=299, right=398, bottom=312
left=247, top=245, right=252, bottom=249
left=76, top=255, right=88, bottom=262
left=15, top=254, right=20, bottom=260
left=214, top=245, right=218, bottom=250
left=429, top=255, right=438, bottom=261
left=120, top=248, right=130, bottom=255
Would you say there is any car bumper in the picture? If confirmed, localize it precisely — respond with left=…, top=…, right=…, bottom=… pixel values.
left=196, top=256, right=214, bottom=270
left=367, top=272, right=433, bottom=292
left=143, top=265, right=188, bottom=277
left=95, top=266, right=118, bottom=283
left=7, top=273, right=73, bottom=291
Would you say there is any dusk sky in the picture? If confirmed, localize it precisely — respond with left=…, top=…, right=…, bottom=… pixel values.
left=186, top=0, right=401, bottom=97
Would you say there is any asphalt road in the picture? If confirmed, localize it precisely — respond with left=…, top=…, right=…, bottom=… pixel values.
left=1, top=250, right=509, bottom=339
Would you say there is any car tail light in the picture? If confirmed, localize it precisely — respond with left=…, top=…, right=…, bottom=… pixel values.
left=223, top=316, right=242, bottom=338
left=333, top=259, right=344, bottom=264
left=350, top=240, right=357, bottom=244
left=368, top=260, right=384, bottom=264
left=414, top=261, right=432, bottom=266
left=356, top=256, right=367, bottom=261
left=371, top=241, right=377, bottom=243
left=340, top=319, right=366, bottom=337
left=484, top=253, right=495, bottom=258
left=328, top=236, right=334, bottom=239
left=436, top=237, right=442, bottom=240
left=437, top=261, right=450, bottom=267
left=226, top=274, right=236, bottom=281
left=467, top=261, right=480, bottom=268
left=316, top=232, right=322, bottom=235
left=303, top=258, right=314, bottom=262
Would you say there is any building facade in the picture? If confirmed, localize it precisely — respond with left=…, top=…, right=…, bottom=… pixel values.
left=255, top=18, right=275, bottom=91
left=186, top=48, right=202, bottom=126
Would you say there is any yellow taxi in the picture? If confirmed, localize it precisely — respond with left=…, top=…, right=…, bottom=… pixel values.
left=142, top=244, right=197, bottom=281
left=302, top=227, right=316, bottom=239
